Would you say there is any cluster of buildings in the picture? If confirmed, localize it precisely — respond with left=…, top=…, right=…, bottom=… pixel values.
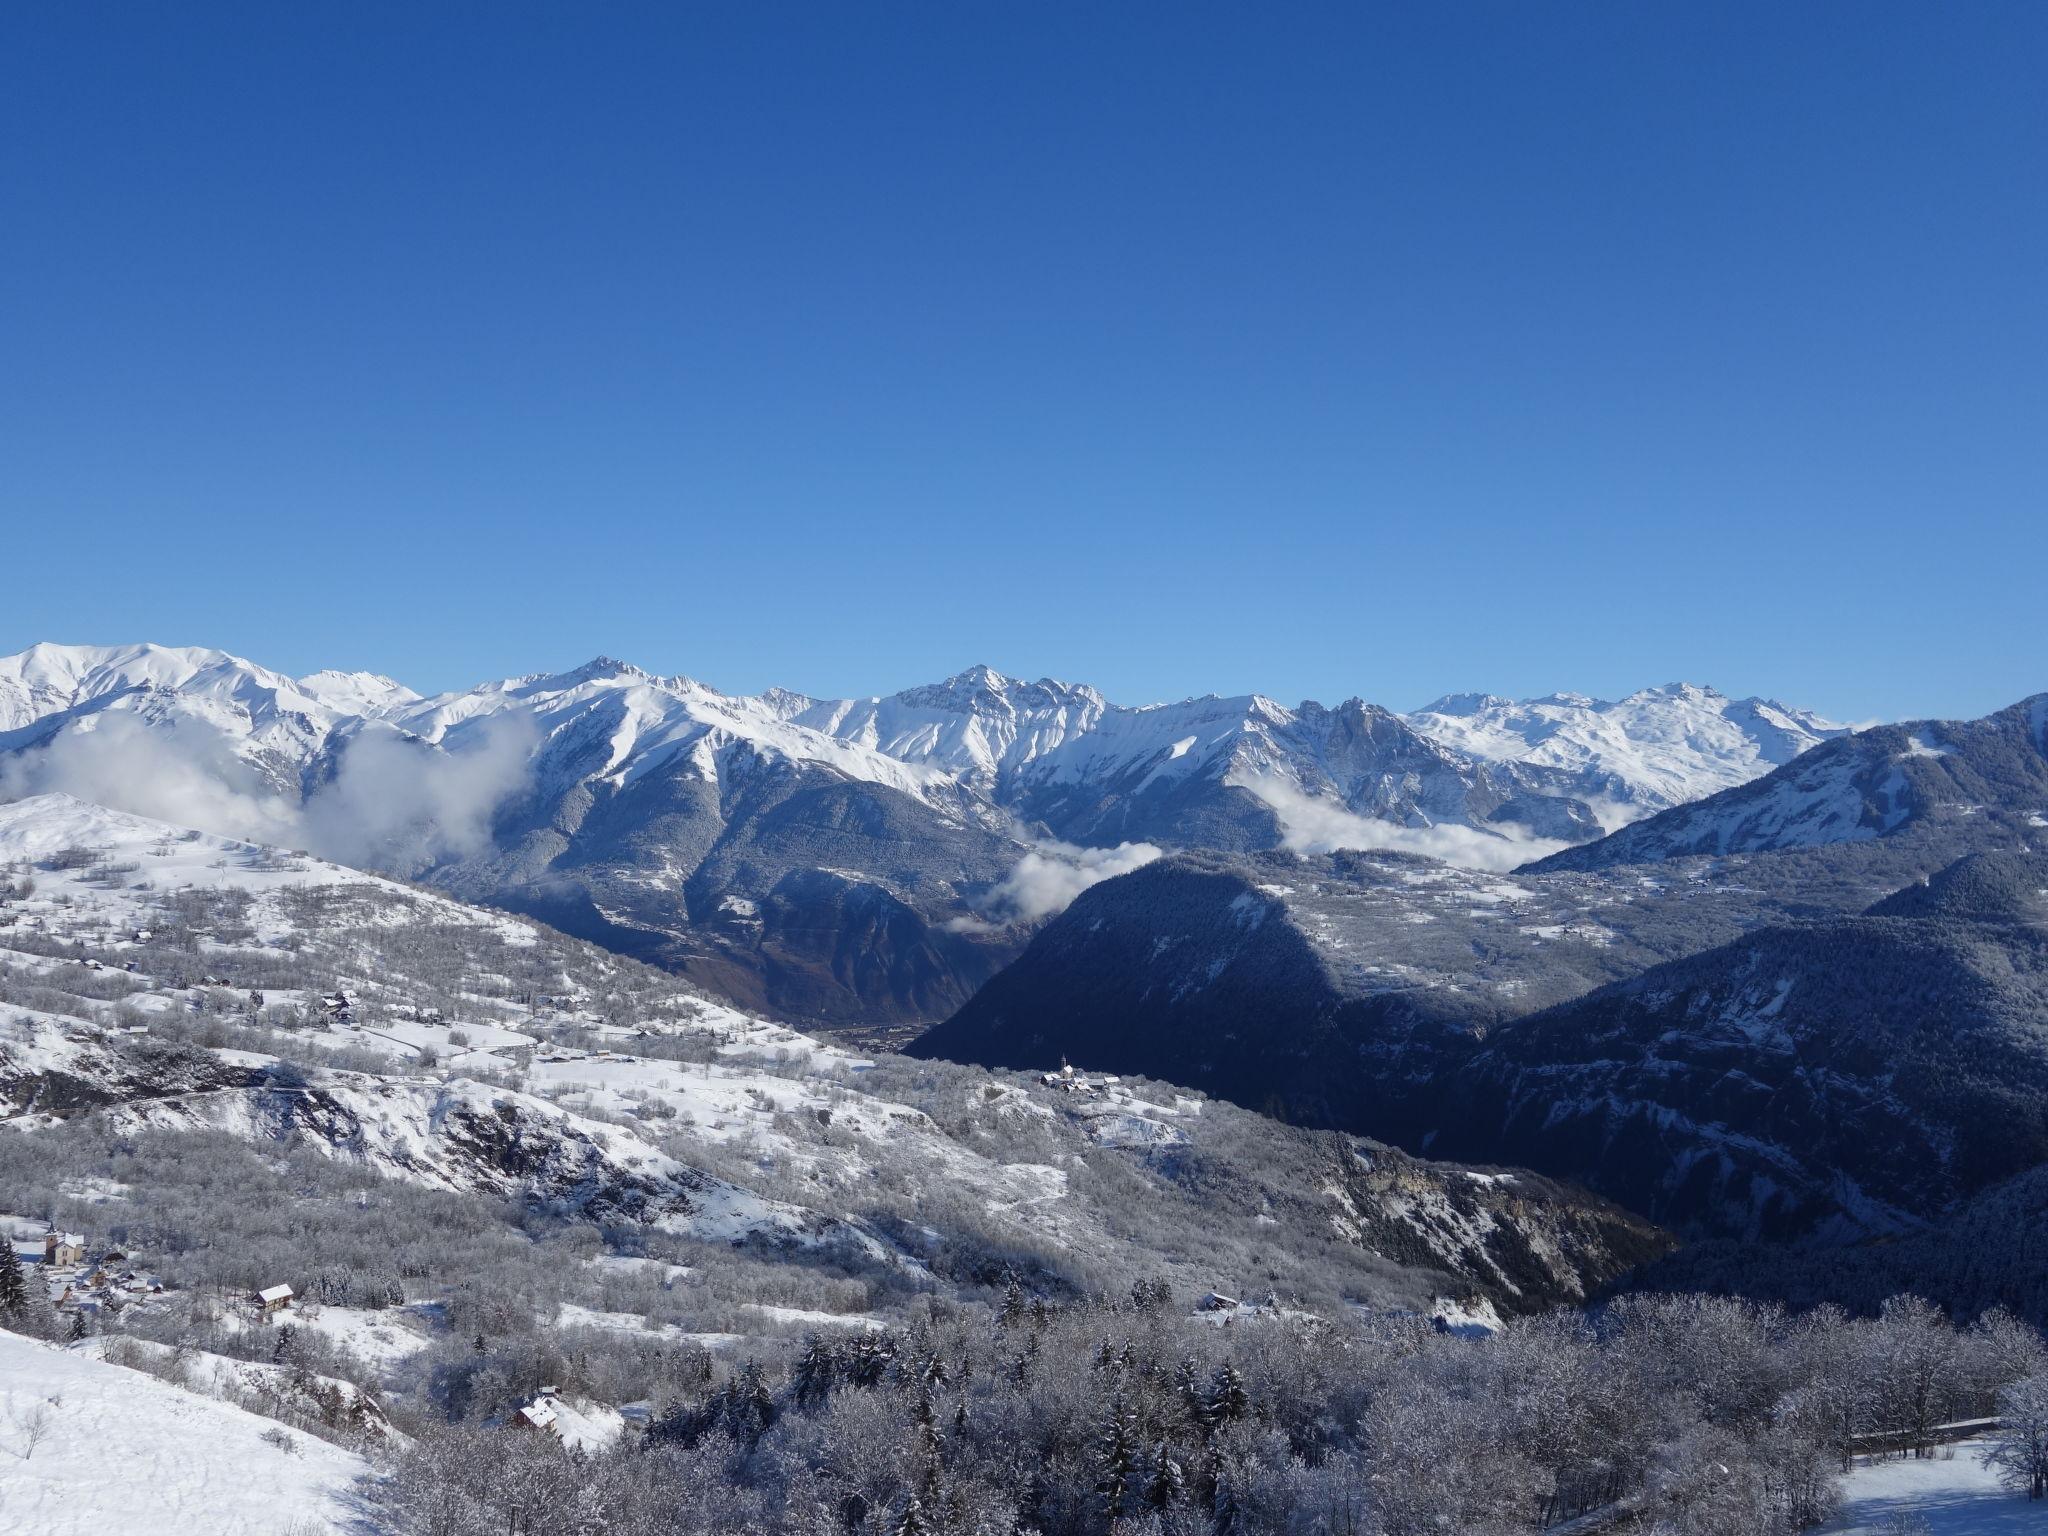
left=1036, top=1059, right=1121, bottom=1097
left=14, top=1226, right=169, bottom=1321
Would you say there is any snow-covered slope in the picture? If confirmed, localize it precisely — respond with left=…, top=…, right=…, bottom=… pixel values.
left=0, top=1330, right=369, bottom=1536
left=0, top=794, right=1664, bottom=1327
left=1530, top=693, right=2048, bottom=872
left=1821, top=1439, right=2032, bottom=1534
left=0, top=641, right=415, bottom=783
left=1406, top=683, right=1850, bottom=823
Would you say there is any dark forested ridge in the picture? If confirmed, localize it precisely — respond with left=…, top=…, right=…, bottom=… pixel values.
left=911, top=701, right=2048, bottom=1315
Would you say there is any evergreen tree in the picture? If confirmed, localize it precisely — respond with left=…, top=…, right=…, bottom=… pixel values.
left=0, top=1240, right=29, bottom=1320
left=1145, top=1441, right=1186, bottom=1509
left=1206, top=1362, right=1250, bottom=1428
left=792, top=1334, right=836, bottom=1407
left=892, top=1493, right=930, bottom=1536
left=911, top=1389, right=943, bottom=1465
left=1173, top=1355, right=1204, bottom=1426
left=1095, top=1394, right=1139, bottom=1520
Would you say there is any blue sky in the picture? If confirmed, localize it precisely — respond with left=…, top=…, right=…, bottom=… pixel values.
left=4, top=5, right=2043, bottom=722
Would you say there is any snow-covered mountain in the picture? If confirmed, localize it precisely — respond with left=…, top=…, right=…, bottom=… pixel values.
left=1529, top=692, right=2048, bottom=872
left=0, top=642, right=1853, bottom=1022
left=1405, top=682, right=1851, bottom=824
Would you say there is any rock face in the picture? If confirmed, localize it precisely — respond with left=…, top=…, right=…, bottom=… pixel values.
left=0, top=643, right=1848, bottom=1023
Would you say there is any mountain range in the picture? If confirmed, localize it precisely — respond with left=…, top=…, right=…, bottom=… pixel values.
left=0, top=642, right=1849, bottom=1024
left=918, top=684, right=2048, bottom=1273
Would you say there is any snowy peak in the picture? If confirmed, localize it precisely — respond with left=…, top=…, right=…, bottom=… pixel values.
left=1530, top=691, right=2048, bottom=871
left=3, top=643, right=1847, bottom=839
left=891, top=664, right=1106, bottom=719
left=1403, top=682, right=1853, bottom=816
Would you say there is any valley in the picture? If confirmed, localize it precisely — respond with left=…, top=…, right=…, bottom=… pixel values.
left=2, top=653, right=2046, bottom=1536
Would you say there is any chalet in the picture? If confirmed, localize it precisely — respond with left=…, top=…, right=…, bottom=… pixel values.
left=515, top=1396, right=559, bottom=1434
left=44, top=1230, right=87, bottom=1267
left=256, top=1283, right=294, bottom=1318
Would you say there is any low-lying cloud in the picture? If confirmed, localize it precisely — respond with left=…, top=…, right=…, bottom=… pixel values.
left=952, top=839, right=1164, bottom=931
left=0, top=710, right=536, bottom=875
left=1236, top=773, right=1569, bottom=873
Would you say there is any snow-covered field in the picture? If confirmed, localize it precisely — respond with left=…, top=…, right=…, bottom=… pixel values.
left=0, top=1330, right=370, bottom=1535
left=1822, top=1443, right=2045, bottom=1534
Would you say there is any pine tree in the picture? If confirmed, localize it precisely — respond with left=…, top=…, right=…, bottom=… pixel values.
left=844, top=1333, right=892, bottom=1388
left=1095, top=1395, right=1139, bottom=1520
left=792, top=1334, right=836, bottom=1407
left=1145, top=1441, right=1186, bottom=1509
left=1205, top=1362, right=1249, bottom=1428
left=66, top=1309, right=87, bottom=1343
left=1212, top=1458, right=1243, bottom=1536
left=1173, top=1356, right=1204, bottom=1425
left=999, top=1275, right=1026, bottom=1328
left=911, top=1390, right=943, bottom=1465
left=725, top=1360, right=776, bottom=1444
left=892, top=1493, right=929, bottom=1536
left=0, top=1240, right=29, bottom=1320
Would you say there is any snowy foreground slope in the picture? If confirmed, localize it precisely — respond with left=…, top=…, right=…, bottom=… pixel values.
left=1821, top=1442, right=2044, bottom=1534
left=0, top=641, right=1850, bottom=1022
left=0, top=1330, right=370, bottom=1536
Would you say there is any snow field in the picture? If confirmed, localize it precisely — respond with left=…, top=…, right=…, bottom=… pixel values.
left=0, top=1329, right=370, bottom=1536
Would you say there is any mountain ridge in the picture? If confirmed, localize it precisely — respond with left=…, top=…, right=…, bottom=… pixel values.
left=0, top=641, right=1856, bottom=1022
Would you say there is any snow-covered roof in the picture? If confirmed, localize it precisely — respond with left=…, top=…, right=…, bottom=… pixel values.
left=257, top=1284, right=294, bottom=1303
left=518, top=1400, right=558, bottom=1429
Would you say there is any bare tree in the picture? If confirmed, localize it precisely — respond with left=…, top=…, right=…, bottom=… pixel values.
left=13, top=1399, right=54, bottom=1461
left=1988, top=1375, right=2048, bottom=1502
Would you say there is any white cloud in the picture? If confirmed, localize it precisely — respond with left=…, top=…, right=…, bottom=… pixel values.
left=0, top=711, right=536, bottom=875
left=1234, top=773, right=1569, bottom=873
left=0, top=713, right=300, bottom=847
left=953, top=839, right=1164, bottom=930
left=298, top=716, right=536, bottom=873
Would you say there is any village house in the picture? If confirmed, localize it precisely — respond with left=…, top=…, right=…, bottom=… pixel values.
left=515, top=1391, right=559, bottom=1434
left=44, top=1230, right=87, bottom=1266
left=256, top=1283, right=294, bottom=1318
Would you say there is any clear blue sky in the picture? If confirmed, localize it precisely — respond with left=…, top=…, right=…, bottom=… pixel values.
left=4, top=5, right=2043, bottom=722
